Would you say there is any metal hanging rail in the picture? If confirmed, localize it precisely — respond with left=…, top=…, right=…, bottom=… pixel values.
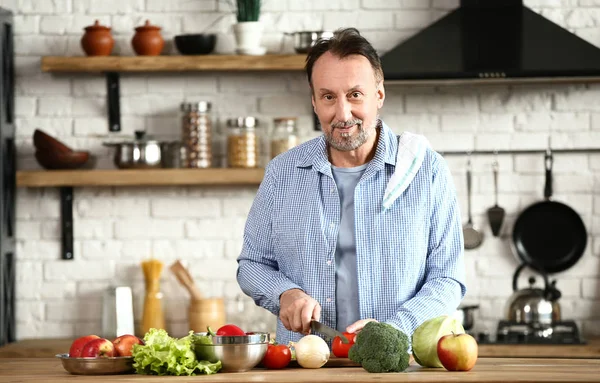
left=439, top=148, right=600, bottom=155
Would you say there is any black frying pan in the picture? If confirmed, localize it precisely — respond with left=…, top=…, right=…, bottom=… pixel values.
left=512, top=150, right=587, bottom=274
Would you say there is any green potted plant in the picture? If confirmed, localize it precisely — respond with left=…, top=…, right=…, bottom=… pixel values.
left=233, top=0, right=261, bottom=22
left=227, top=0, right=265, bottom=55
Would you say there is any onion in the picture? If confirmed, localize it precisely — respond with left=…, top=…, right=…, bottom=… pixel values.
left=294, top=335, right=330, bottom=368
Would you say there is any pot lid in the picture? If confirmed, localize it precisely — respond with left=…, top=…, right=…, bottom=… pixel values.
left=102, top=131, right=176, bottom=146
left=135, top=20, right=161, bottom=32
left=227, top=116, right=259, bottom=129
left=84, top=20, right=111, bottom=32
left=181, top=101, right=211, bottom=113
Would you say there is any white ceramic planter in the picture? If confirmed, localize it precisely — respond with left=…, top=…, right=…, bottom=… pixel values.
left=233, top=21, right=265, bottom=55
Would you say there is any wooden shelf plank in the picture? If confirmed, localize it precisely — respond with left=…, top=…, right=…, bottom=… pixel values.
left=41, top=55, right=307, bottom=72
left=16, top=169, right=265, bottom=187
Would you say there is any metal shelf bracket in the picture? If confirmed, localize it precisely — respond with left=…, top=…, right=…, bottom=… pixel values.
left=60, top=187, right=74, bottom=260
left=106, top=72, right=120, bottom=132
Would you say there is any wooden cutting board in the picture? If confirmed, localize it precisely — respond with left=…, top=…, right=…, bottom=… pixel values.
left=287, top=356, right=361, bottom=368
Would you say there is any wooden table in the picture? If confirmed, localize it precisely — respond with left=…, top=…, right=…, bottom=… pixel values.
left=0, top=357, right=599, bottom=382
left=1, top=338, right=599, bottom=359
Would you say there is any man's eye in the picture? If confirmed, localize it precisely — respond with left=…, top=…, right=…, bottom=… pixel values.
left=351, top=92, right=361, bottom=98
left=324, top=95, right=333, bottom=101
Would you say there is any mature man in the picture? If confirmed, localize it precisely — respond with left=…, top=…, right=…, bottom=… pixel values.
left=237, top=28, right=466, bottom=346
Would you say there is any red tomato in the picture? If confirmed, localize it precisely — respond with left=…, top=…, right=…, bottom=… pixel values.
left=216, top=324, right=246, bottom=336
left=262, top=343, right=292, bottom=369
left=332, top=332, right=356, bottom=358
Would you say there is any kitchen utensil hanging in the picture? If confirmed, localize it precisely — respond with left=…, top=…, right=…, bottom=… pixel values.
left=463, top=155, right=484, bottom=250
left=511, top=148, right=587, bottom=273
left=487, top=156, right=505, bottom=237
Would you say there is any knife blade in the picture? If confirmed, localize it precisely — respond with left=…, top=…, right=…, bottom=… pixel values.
left=310, top=320, right=349, bottom=344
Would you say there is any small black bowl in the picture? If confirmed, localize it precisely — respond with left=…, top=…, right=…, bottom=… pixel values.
left=174, top=34, right=217, bottom=55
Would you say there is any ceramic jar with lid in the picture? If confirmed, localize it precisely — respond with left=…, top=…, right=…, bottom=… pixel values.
left=227, top=117, right=260, bottom=168
left=132, top=20, right=164, bottom=56
left=271, top=117, right=298, bottom=159
left=81, top=20, right=114, bottom=56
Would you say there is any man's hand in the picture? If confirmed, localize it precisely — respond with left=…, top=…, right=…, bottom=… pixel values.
left=346, top=318, right=378, bottom=334
left=279, top=289, right=321, bottom=334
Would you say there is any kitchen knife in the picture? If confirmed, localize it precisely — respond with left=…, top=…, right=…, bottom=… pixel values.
left=310, top=320, right=349, bottom=344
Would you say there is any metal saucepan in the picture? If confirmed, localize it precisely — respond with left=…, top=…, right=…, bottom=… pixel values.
left=452, top=304, right=479, bottom=331
left=285, top=31, right=333, bottom=53
left=511, top=149, right=587, bottom=274
left=103, top=131, right=180, bottom=169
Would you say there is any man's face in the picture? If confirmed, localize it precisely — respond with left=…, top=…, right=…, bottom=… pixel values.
left=311, top=52, right=385, bottom=152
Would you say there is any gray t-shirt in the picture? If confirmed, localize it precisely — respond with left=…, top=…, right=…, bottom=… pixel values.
left=331, top=162, right=368, bottom=332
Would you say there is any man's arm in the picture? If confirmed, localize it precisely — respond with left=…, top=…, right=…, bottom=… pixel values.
left=236, top=163, right=303, bottom=316
left=384, top=153, right=467, bottom=336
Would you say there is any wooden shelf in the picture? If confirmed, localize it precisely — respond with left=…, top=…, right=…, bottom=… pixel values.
left=16, top=168, right=265, bottom=187
left=41, top=54, right=307, bottom=72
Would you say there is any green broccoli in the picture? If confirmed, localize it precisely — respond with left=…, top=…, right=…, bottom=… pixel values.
left=347, top=321, right=410, bottom=373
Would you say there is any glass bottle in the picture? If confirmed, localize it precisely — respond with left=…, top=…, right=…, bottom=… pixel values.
left=181, top=101, right=212, bottom=168
left=270, top=117, right=298, bottom=159
left=226, top=117, right=260, bottom=168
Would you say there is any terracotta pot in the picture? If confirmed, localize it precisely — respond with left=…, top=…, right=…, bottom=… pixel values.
left=132, top=20, right=164, bottom=56
left=80, top=20, right=114, bottom=56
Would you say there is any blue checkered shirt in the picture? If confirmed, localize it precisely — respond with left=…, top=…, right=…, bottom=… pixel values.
left=236, top=121, right=466, bottom=346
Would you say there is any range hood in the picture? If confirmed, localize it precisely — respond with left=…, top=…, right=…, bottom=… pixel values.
left=380, top=0, right=600, bottom=85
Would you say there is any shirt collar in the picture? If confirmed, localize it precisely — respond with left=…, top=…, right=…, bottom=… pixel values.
left=295, top=119, right=398, bottom=171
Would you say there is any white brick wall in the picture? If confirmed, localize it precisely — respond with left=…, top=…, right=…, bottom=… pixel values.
left=10, top=0, right=600, bottom=340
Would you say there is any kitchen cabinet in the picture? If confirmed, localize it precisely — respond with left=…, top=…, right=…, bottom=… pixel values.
left=1, top=357, right=600, bottom=382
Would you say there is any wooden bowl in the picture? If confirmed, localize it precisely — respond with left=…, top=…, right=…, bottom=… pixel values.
left=33, top=129, right=73, bottom=154
left=35, top=150, right=91, bottom=170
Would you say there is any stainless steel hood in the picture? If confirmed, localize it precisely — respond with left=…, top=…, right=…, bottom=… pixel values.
left=380, top=0, right=600, bottom=85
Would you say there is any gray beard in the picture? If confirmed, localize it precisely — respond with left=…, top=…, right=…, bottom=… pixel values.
left=325, top=120, right=372, bottom=152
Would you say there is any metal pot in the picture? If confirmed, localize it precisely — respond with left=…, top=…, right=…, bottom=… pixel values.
left=285, top=31, right=333, bottom=53
left=453, top=304, right=479, bottom=331
left=103, top=131, right=176, bottom=169
left=505, top=263, right=562, bottom=327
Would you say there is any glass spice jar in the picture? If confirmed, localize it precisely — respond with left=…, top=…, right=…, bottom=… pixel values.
left=271, top=117, right=298, bottom=159
left=181, top=101, right=212, bottom=168
left=227, top=117, right=260, bottom=168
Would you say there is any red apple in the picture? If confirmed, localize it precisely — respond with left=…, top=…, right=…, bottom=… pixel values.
left=112, top=334, right=144, bottom=357
left=80, top=338, right=116, bottom=358
left=69, top=335, right=100, bottom=357
left=437, top=332, right=478, bottom=371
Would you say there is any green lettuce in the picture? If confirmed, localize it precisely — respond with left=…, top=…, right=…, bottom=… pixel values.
left=132, top=328, right=221, bottom=375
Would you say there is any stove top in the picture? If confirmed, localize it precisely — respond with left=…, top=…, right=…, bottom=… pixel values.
left=472, top=320, right=585, bottom=345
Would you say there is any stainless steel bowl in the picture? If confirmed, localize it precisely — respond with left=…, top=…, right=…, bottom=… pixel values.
left=56, top=354, right=134, bottom=375
left=193, top=332, right=269, bottom=373
left=286, top=31, right=334, bottom=53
